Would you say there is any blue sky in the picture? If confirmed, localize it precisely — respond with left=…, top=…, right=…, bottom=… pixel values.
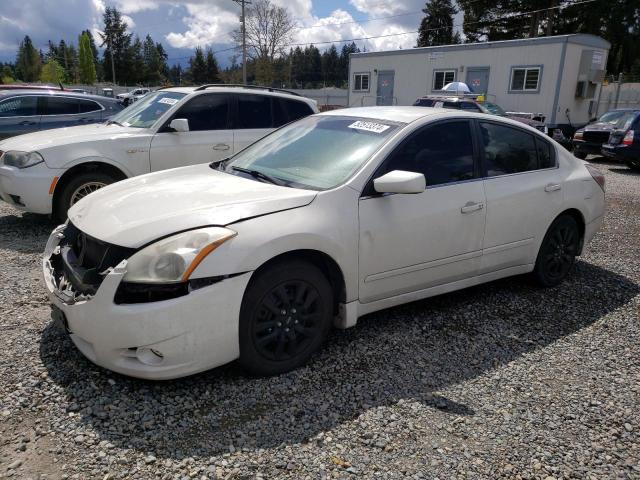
left=0, top=0, right=459, bottom=67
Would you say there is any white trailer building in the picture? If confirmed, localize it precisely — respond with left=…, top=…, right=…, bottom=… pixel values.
left=348, top=34, right=610, bottom=131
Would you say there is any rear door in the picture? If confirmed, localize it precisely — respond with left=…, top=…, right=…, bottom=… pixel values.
left=232, top=94, right=275, bottom=152
left=77, top=98, right=104, bottom=125
left=149, top=93, right=233, bottom=172
left=0, top=95, right=40, bottom=139
left=39, top=96, right=83, bottom=130
left=376, top=71, right=395, bottom=106
left=477, top=120, right=563, bottom=273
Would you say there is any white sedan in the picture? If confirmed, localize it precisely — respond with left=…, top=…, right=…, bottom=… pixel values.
left=42, top=107, right=605, bottom=379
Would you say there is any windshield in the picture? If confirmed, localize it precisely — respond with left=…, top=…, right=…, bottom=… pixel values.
left=109, top=91, right=186, bottom=128
left=613, top=112, right=638, bottom=130
left=597, top=111, right=628, bottom=125
left=226, top=115, right=401, bottom=190
left=481, top=102, right=507, bottom=116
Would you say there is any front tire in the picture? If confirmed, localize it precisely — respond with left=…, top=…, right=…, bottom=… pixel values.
left=533, top=215, right=580, bottom=287
left=238, top=260, right=334, bottom=376
left=53, top=171, right=117, bottom=222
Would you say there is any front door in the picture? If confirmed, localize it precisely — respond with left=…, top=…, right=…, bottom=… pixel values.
left=358, top=119, right=486, bottom=303
left=150, top=93, right=233, bottom=172
left=0, top=95, right=40, bottom=140
left=466, top=67, right=490, bottom=94
left=376, top=71, right=395, bottom=106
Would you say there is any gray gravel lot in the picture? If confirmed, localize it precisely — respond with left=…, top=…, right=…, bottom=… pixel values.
left=0, top=158, right=639, bottom=480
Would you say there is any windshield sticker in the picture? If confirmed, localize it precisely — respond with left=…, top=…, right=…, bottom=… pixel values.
left=158, top=97, right=179, bottom=106
left=348, top=120, right=390, bottom=134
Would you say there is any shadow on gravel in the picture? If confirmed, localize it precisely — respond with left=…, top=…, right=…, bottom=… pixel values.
left=0, top=211, right=53, bottom=253
left=39, top=260, right=639, bottom=459
left=609, top=167, right=640, bottom=176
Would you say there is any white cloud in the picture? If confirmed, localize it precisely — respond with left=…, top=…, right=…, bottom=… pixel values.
left=165, top=3, right=239, bottom=49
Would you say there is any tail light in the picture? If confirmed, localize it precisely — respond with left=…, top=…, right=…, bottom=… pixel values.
left=573, top=131, right=583, bottom=140
left=585, top=164, right=605, bottom=193
left=623, top=130, right=634, bottom=146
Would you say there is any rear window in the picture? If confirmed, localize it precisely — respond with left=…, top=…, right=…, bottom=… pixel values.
left=0, top=96, right=38, bottom=117
left=614, top=112, right=638, bottom=130
left=78, top=99, right=101, bottom=113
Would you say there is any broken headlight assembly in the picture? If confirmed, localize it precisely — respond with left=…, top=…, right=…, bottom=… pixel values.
left=123, top=227, right=237, bottom=284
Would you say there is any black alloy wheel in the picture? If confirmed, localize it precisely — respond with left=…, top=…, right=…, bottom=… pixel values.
left=238, top=260, right=333, bottom=376
left=533, top=215, right=580, bottom=287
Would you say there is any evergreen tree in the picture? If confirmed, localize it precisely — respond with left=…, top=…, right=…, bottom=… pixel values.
left=168, top=64, right=183, bottom=85
left=99, top=6, right=132, bottom=84
left=40, top=58, right=66, bottom=83
left=15, top=36, right=41, bottom=82
left=339, top=42, right=359, bottom=87
left=81, top=29, right=103, bottom=81
left=78, top=32, right=97, bottom=84
left=1, top=65, right=15, bottom=84
left=416, top=0, right=458, bottom=47
left=321, top=45, right=340, bottom=86
left=143, top=35, right=163, bottom=84
left=126, top=36, right=145, bottom=85
left=188, top=47, right=207, bottom=84
left=205, top=49, right=220, bottom=83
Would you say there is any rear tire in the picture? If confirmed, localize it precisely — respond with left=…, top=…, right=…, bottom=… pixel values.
left=238, top=260, right=333, bottom=376
left=574, top=151, right=587, bottom=160
left=532, top=215, right=580, bottom=287
left=53, top=171, right=117, bottom=223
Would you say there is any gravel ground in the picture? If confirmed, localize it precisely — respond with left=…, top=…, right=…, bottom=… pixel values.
left=0, top=158, right=639, bottom=480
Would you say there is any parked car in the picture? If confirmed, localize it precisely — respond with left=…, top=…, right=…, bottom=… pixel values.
left=413, top=96, right=549, bottom=133
left=0, top=84, right=60, bottom=91
left=0, top=89, right=123, bottom=140
left=572, top=109, right=639, bottom=159
left=601, top=110, right=640, bottom=170
left=42, top=107, right=605, bottom=380
left=116, top=88, right=151, bottom=106
left=69, top=88, right=89, bottom=94
left=0, top=85, right=318, bottom=220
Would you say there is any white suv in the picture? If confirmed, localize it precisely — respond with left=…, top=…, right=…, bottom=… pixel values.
left=116, top=87, right=151, bottom=106
left=0, top=85, right=318, bottom=220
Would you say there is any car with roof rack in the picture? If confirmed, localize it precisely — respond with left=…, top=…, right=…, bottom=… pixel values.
left=0, top=84, right=318, bottom=220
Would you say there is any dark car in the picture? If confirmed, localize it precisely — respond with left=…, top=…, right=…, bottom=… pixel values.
left=571, top=109, right=638, bottom=159
left=0, top=90, right=124, bottom=140
left=413, top=96, right=549, bottom=133
left=601, top=110, right=640, bottom=170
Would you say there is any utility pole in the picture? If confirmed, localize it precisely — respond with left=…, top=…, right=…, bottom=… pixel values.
left=233, top=0, right=251, bottom=85
left=109, top=37, right=116, bottom=85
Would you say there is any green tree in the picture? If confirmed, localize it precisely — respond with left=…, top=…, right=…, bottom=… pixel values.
left=15, top=35, right=42, bottom=82
left=205, top=49, right=220, bottom=83
left=143, top=35, right=163, bottom=84
left=100, top=6, right=132, bottom=84
left=339, top=42, right=359, bottom=87
left=321, top=45, right=340, bottom=86
left=78, top=32, right=97, bottom=84
left=188, top=47, right=207, bottom=84
left=40, top=58, right=66, bottom=83
left=1, top=65, right=15, bottom=84
left=126, top=36, right=145, bottom=85
left=417, top=0, right=458, bottom=47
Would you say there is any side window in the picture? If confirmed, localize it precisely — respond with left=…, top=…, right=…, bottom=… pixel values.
left=379, top=121, right=475, bottom=187
left=442, top=101, right=461, bottom=110
left=433, top=70, right=456, bottom=90
left=479, top=122, right=538, bottom=176
left=536, top=137, right=555, bottom=169
left=236, top=94, right=272, bottom=129
left=353, top=73, right=370, bottom=92
left=45, top=97, right=80, bottom=115
left=174, top=94, right=229, bottom=131
left=283, top=99, right=313, bottom=122
left=0, top=96, right=38, bottom=117
left=78, top=99, right=101, bottom=113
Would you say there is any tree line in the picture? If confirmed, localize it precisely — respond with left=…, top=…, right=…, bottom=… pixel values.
left=1, top=0, right=638, bottom=88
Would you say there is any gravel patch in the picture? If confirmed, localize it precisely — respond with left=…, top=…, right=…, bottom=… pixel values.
left=0, top=158, right=639, bottom=479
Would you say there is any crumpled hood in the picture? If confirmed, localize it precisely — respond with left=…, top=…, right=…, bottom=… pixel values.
left=68, top=163, right=317, bottom=248
left=0, top=123, right=143, bottom=153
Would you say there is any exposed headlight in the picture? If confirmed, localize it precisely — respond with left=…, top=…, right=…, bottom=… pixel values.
left=573, top=131, right=584, bottom=140
left=2, top=151, right=44, bottom=168
left=123, top=227, right=236, bottom=283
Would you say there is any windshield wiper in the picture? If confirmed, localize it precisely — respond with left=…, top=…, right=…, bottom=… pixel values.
left=106, top=119, right=124, bottom=126
left=231, top=166, right=286, bottom=186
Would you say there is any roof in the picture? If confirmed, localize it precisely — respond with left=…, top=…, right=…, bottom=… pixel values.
left=320, top=106, right=444, bottom=123
left=351, top=34, right=610, bottom=59
left=0, top=89, right=119, bottom=103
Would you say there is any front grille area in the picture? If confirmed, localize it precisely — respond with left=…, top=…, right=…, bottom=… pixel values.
left=583, top=131, right=611, bottom=144
left=53, top=223, right=137, bottom=295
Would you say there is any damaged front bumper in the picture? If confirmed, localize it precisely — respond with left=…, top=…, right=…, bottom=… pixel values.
left=42, top=225, right=252, bottom=380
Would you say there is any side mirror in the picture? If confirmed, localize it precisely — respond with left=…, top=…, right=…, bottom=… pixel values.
left=169, top=118, right=189, bottom=133
left=373, top=170, right=426, bottom=194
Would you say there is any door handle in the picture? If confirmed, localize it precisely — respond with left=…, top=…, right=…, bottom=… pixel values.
left=460, top=201, right=484, bottom=214
left=544, top=183, right=562, bottom=192
left=212, top=143, right=230, bottom=151
left=19, top=120, right=37, bottom=126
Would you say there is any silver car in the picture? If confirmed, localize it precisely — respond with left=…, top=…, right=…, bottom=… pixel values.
left=0, top=90, right=124, bottom=140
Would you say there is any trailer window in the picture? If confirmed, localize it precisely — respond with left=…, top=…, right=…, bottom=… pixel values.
left=353, top=73, right=370, bottom=92
left=433, top=70, right=456, bottom=90
left=510, top=67, right=541, bottom=92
